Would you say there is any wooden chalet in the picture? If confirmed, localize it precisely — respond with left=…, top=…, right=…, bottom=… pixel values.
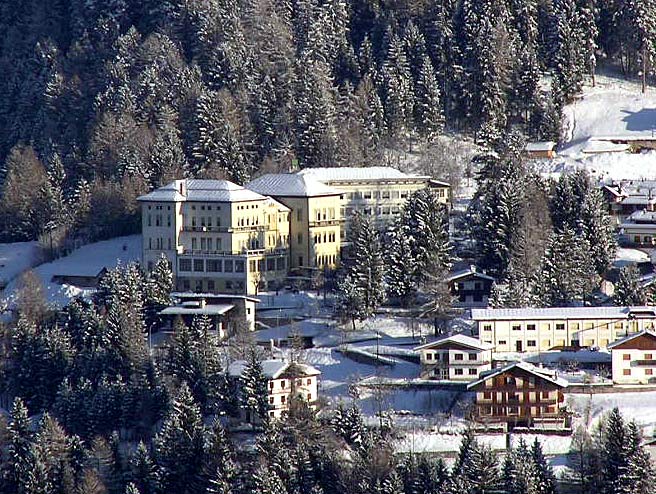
left=467, top=361, right=568, bottom=430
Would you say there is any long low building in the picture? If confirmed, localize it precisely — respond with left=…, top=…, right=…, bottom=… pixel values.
left=472, top=306, right=656, bottom=353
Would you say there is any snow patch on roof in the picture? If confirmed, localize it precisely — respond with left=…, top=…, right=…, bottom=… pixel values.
left=471, top=306, right=656, bottom=321
left=468, top=361, right=568, bottom=389
left=297, top=166, right=430, bottom=182
left=415, top=333, right=494, bottom=352
left=138, top=179, right=267, bottom=203
left=228, top=359, right=321, bottom=379
left=247, top=173, right=341, bottom=197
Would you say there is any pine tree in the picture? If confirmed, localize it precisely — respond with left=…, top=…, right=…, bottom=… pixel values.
left=384, top=221, right=416, bottom=306
left=238, top=350, right=270, bottom=423
left=381, top=30, right=414, bottom=139
left=536, top=228, right=597, bottom=306
left=550, top=0, right=586, bottom=102
left=128, top=441, right=159, bottom=494
left=153, top=383, right=206, bottom=494
left=414, top=56, right=444, bottom=141
left=615, top=265, right=647, bottom=306
left=6, top=398, right=34, bottom=494
left=531, top=438, right=557, bottom=494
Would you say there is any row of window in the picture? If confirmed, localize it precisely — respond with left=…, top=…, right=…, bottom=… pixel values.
left=453, top=368, right=477, bottom=376
left=312, top=208, right=337, bottom=221
left=178, top=278, right=244, bottom=292
left=179, top=258, right=246, bottom=273
left=147, top=214, right=172, bottom=228
left=148, top=237, right=173, bottom=250
left=425, top=352, right=479, bottom=361
left=346, top=190, right=412, bottom=200
left=622, top=353, right=655, bottom=361
left=269, top=378, right=313, bottom=390
left=249, top=257, right=288, bottom=273
left=479, top=405, right=555, bottom=415
left=268, top=393, right=313, bottom=405
left=313, top=232, right=337, bottom=244
left=483, top=321, right=644, bottom=332
left=623, top=368, right=654, bottom=376
left=147, top=205, right=171, bottom=210
left=482, top=391, right=551, bottom=400
left=315, top=254, right=337, bottom=267
left=345, top=206, right=401, bottom=217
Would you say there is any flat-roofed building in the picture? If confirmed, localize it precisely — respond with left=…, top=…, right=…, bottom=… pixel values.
left=415, top=334, right=494, bottom=381
left=608, top=330, right=656, bottom=384
left=246, top=173, right=342, bottom=271
left=472, top=306, right=656, bottom=353
left=297, top=167, right=449, bottom=235
left=138, top=179, right=291, bottom=295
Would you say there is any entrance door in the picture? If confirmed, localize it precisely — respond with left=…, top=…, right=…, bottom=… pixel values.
left=516, top=340, right=523, bottom=352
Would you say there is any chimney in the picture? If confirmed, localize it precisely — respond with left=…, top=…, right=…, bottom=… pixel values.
left=177, top=179, right=187, bottom=197
left=199, top=298, right=206, bottom=309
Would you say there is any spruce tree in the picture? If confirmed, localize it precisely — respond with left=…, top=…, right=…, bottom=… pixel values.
left=153, top=383, right=206, bottom=494
left=615, top=265, right=647, bottom=306
left=238, top=350, right=269, bottom=423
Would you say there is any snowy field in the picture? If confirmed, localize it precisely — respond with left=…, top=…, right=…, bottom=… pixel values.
left=0, top=241, right=41, bottom=288
left=2, top=235, right=141, bottom=307
left=538, top=74, right=656, bottom=182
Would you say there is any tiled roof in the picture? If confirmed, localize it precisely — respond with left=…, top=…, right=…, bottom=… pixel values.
left=297, top=166, right=430, bottom=182
left=414, top=333, right=494, bottom=352
left=471, top=306, right=656, bottom=321
left=246, top=173, right=341, bottom=197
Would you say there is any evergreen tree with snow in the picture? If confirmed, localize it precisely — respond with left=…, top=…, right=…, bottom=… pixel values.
left=550, top=0, right=586, bottom=102
left=238, top=349, right=269, bottom=423
left=614, top=265, right=647, bottom=306
left=413, top=55, right=444, bottom=141
left=531, top=438, right=557, bottom=494
left=384, top=220, right=417, bottom=306
left=154, top=382, right=206, bottom=494
left=128, top=441, right=159, bottom=494
left=536, top=228, right=597, bottom=306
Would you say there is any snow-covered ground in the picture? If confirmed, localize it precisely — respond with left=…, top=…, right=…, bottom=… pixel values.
left=0, top=241, right=42, bottom=289
left=2, top=235, right=141, bottom=307
left=539, top=74, right=656, bottom=182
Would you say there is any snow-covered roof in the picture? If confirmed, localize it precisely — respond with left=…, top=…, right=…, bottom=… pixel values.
left=525, top=141, right=556, bottom=152
left=429, top=179, right=451, bottom=187
left=608, top=330, right=656, bottom=349
left=467, top=361, right=568, bottom=389
left=619, top=222, right=656, bottom=231
left=471, top=306, right=656, bottom=321
left=171, top=292, right=260, bottom=303
left=628, top=210, right=656, bottom=223
left=297, top=167, right=430, bottom=183
left=594, top=133, right=656, bottom=142
left=445, top=267, right=496, bottom=283
left=227, top=359, right=321, bottom=379
left=620, top=195, right=656, bottom=205
left=159, top=303, right=235, bottom=316
left=582, top=139, right=630, bottom=154
left=247, top=173, right=342, bottom=197
left=414, top=334, right=494, bottom=352
left=138, top=179, right=270, bottom=203
left=52, top=266, right=107, bottom=278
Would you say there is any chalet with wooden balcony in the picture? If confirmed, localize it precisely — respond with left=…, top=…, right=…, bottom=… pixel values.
left=608, top=330, right=656, bottom=384
left=467, top=361, right=568, bottom=429
left=415, top=334, right=494, bottom=381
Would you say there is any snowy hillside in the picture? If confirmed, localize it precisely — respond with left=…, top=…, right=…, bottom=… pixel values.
left=541, top=75, right=656, bottom=181
left=0, top=241, right=41, bottom=288
left=3, top=235, right=141, bottom=307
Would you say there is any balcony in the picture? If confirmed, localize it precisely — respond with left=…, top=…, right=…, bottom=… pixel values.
left=181, top=225, right=267, bottom=233
left=179, top=248, right=288, bottom=258
left=309, top=218, right=342, bottom=227
left=634, top=359, right=656, bottom=366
